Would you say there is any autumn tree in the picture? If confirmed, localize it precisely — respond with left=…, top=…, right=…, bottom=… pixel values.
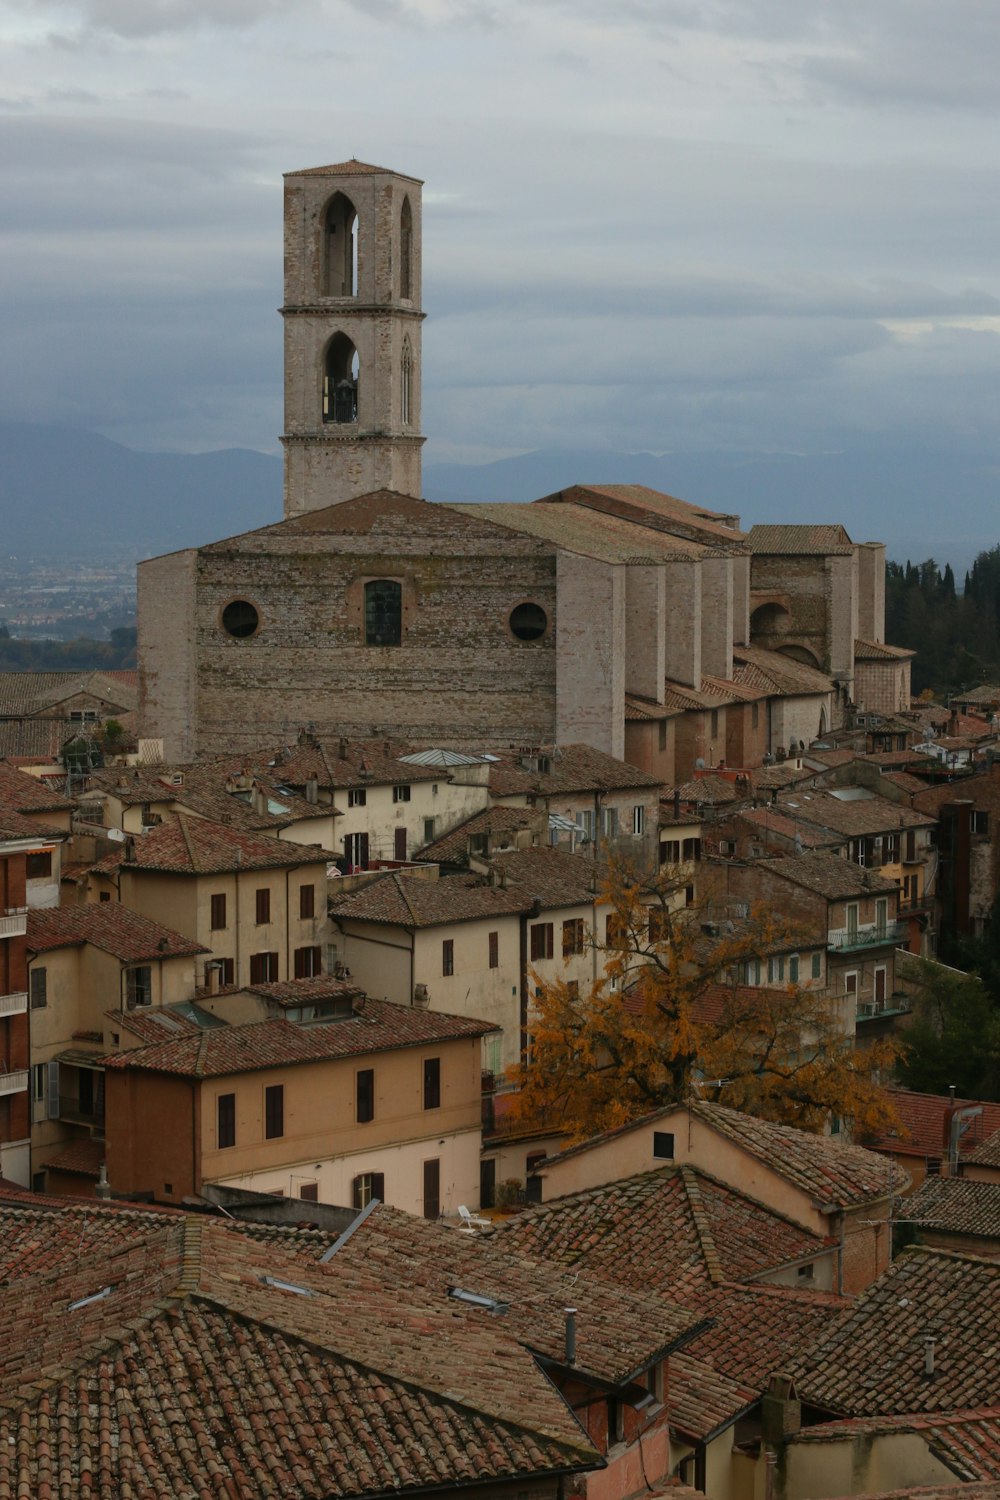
left=510, top=858, right=901, bottom=1141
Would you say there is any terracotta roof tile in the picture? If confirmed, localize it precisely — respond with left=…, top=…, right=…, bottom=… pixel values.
left=746, top=523, right=854, bottom=555
left=417, top=804, right=543, bottom=861
left=103, top=1000, right=496, bottom=1076
left=486, top=742, right=661, bottom=797
left=534, top=483, right=745, bottom=545
left=777, top=789, right=934, bottom=837
left=732, top=645, right=835, bottom=696
left=792, top=1408, right=1000, bottom=1483
left=27, top=903, right=207, bottom=961
left=287, top=158, right=421, bottom=180
left=450, top=501, right=713, bottom=563
left=906, top=1176, right=1000, bottom=1242
left=966, top=1129, right=1000, bottom=1168
left=0, top=759, right=74, bottom=812
left=750, top=849, right=898, bottom=901
left=870, top=1088, right=1000, bottom=1161
left=793, top=1247, right=1000, bottom=1415
left=89, top=814, right=329, bottom=876
left=855, top=638, right=916, bottom=661
left=40, top=1137, right=104, bottom=1178
left=332, top=870, right=529, bottom=927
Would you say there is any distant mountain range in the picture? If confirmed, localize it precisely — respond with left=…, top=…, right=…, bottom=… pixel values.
left=2, top=421, right=997, bottom=572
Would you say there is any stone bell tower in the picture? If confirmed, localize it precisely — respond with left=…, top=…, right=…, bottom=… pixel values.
left=281, top=159, right=425, bottom=515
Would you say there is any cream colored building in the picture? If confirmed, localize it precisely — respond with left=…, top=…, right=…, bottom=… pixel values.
left=25, top=902, right=206, bottom=1191
left=103, top=998, right=492, bottom=1213
left=83, top=815, right=330, bottom=991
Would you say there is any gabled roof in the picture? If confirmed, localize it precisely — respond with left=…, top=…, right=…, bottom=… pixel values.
left=450, top=500, right=713, bottom=563
left=732, top=644, right=835, bottom=697
left=793, top=1247, right=1000, bottom=1416
left=966, top=1128, right=1000, bottom=1169
left=493, top=1163, right=830, bottom=1302
left=532, top=483, right=746, bottom=546
left=102, top=1000, right=495, bottom=1077
left=27, top=904, right=206, bottom=962
left=331, top=870, right=529, bottom=928
left=486, top=743, right=661, bottom=796
left=416, top=804, right=544, bottom=862
left=855, top=638, right=916, bottom=662
left=0, top=760, right=74, bottom=813
left=89, top=815, right=328, bottom=876
left=777, top=788, right=934, bottom=838
left=906, top=1175, right=1000, bottom=1242
left=747, top=848, right=898, bottom=901
left=870, top=1088, right=1000, bottom=1162
left=746, top=523, right=854, bottom=555
left=689, top=1102, right=908, bottom=1209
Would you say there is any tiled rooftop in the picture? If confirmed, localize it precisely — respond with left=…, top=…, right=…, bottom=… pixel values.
left=288, top=158, right=421, bottom=180
left=749, top=848, right=898, bottom=901
left=27, top=902, right=207, bottom=961
left=90, top=814, right=329, bottom=876
left=0, top=758, right=74, bottom=813
left=331, top=870, right=530, bottom=928
left=966, top=1128, right=1000, bottom=1168
left=855, top=638, right=916, bottom=660
left=485, top=742, right=662, bottom=797
left=870, top=1088, right=1000, bottom=1161
left=416, top=804, right=543, bottom=861
left=792, top=1409, right=1000, bottom=1482
left=691, top=1102, right=908, bottom=1209
left=777, top=788, right=934, bottom=837
left=450, top=500, right=712, bottom=563
left=732, top=644, right=836, bottom=696
left=534, top=483, right=745, bottom=545
left=103, top=999, right=495, bottom=1077
left=493, top=1163, right=829, bottom=1302
left=905, top=1176, right=1000, bottom=1242
left=746, top=523, right=854, bottom=555
left=793, top=1247, right=1000, bottom=1415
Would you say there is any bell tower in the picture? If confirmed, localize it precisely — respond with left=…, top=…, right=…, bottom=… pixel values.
left=281, top=159, right=425, bottom=515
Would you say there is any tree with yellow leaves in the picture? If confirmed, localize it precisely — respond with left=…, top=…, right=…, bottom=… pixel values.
left=510, top=858, right=901, bottom=1141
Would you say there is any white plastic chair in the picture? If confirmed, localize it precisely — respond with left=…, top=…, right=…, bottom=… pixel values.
left=457, top=1204, right=490, bottom=1233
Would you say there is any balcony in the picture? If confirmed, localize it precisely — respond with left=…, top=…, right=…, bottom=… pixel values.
left=0, top=908, right=28, bottom=939
left=828, top=921, right=905, bottom=952
left=0, top=1069, right=28, bottom=1097
left=59, top=1097, right=105, bottom=1134
left=0, top=991, right=27, bottom=1017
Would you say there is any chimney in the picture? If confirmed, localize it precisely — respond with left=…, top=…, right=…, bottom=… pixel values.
left=564, top=1308, right=577, bottom=1366
left=206, top=961, right=221, bottom=996
left=339, top=738, right=348, bottom=760
left=95, top=1163, right=111, bottom=1200
left=761, top=1373, right=801, bottom=1444
left=305, top=776, right=319, bottom=805
left=924, top=1336, right=936, bottom=1378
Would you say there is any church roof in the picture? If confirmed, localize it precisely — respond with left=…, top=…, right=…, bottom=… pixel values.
left=449, top=501, right=713, bottom=562
left=536, top=484, right=746, bottom=546
left=285, top=159, right=422, bottom=183
left=746, top=524, right=854, bottom=555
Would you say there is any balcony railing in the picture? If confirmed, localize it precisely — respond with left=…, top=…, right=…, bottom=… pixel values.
left=828, top=921, right=906, bottom=951
left=0, top=991, right=27, bottom=1017
left=58, top=1097, right=105, bottom=1132
left=0, top=909, right=28, bottom=939
left=0, top=1069, right=28, bottom=1097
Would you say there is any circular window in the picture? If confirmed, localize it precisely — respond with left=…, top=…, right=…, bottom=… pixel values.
left=221, top=599, right=260, bottom=639
left=509, top=602, right=548, bottom=642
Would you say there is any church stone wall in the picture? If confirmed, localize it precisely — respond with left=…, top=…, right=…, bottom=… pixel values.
left=184, top=527, right=558, bottom=756
left=555, top=552, right=625, bottom=759
left=137, top=550, right=198, bottom=762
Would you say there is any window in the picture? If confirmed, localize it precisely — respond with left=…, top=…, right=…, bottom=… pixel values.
left=846, top=903, right=859, bottom=937
left=365, top=580, right=402, bottom=646
left=423, top=1057, right=441, bottom=1110
left=632, top=805, right=645, bottom=836
left=32, top=1062, right=45, bottom=1103
left=323, top=191, right=358, bottom=296
left=29, top=967, right=47, bottom=1010
left=973, top=810, right=990, bottom=836
left=844, top=971, right=859, bottom=997
left=653, top=1131, right=675, bottom=1160
left=401, top=339, right=413, bottom=426
left=423, top=1157, right=440, bottom=1219
left=324, top=332, right=359, bottom=423
left=353, top=1171, right=384, bottom=1209
left=682, top=837, right=701, bottom=861
left=99, top=891, right=111, bottom=902
left=299, top=1182, right=319, bottom=1202
left=293, top=945, right=322, bottom=979
left=126, top=966, right=152, bottom=1008
left=789, top=954, right=800, bottom=983
left=509, top=602, right=548, bottom=641
left=488, top=930, right=499, bottom=969
left=562, top=918, right=585, bottom=957
left=566, top=980, right=580, bottom=1000
left=394, top=827, right=407, bottom=861
left=221, top=599, right=259, bottom=639
left=217, top=1093, right=236, bottom=1149
left=767, top=956, right=785, bottom=984
left=875, top=898, right=888, bottom=936
left=218, top=957, right=235, bottom=987
left=530, top=923, right=554, bottom=961
left=392, top=784, right=411, bottom=803
left=442, top=939, right=454, bottom=977
left=811, top=952, right=822, bottom=979
left=348, top=788, right=367, bottom=808
left=299, top=884, right=315, bottom=920
left=578, top=810, right=596, bottom=842
left=356, top=1068, right=375, bottom=1123
left=606, top=913, right=626, bottom=948
left=264, top=1084, right=284, bottom=1139
left=602, top=807, right=619, bottom=838
left=423, top=817, right=436, bottom=843
left=344, top=831, right=369, bottom=869
left=255, top=888, right=271, bottom=925
left=661, top=839, right=680, bottom=865
left=685, top=884, right=695, bottom=907
left=648, top=908, right=671, bottom=943
left=903, top=873, right=918, bottom=906
left=400, top=195, right=413, bottom=298
left=210, top=893, right=227, bottom=930
left=26, top=850, right=52, bottom=880
left=249, top=952, right=279, bottom=984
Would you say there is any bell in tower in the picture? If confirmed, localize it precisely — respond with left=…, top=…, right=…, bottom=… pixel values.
left=281, top=159, right=425, bottom=515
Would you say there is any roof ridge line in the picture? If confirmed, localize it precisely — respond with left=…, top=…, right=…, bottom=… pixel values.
left=395, top=872, right=421, bottom=926
left=176, top=813, right=200, bottom=874
left=680, top=1164, right=726, bottom=1285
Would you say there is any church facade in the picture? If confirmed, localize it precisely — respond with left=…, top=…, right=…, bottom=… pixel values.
left=138, top=159, right=903, bottom=770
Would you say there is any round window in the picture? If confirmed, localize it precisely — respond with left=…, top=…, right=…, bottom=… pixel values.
left=221, top=599, right=260, bottom=639
left=509, top=602, right=548, bottom=642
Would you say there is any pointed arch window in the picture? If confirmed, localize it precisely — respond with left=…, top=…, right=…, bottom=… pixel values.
left=401, top=339, right=413, bottom=427
left=399, top=195, right=413, bottom=300
left=323, top=192, right=359, bottom=298
left=323, top=333, right=358, bottom=424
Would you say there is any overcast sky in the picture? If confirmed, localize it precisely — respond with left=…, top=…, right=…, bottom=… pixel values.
left=3, top=0, right=1000, bottom=525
